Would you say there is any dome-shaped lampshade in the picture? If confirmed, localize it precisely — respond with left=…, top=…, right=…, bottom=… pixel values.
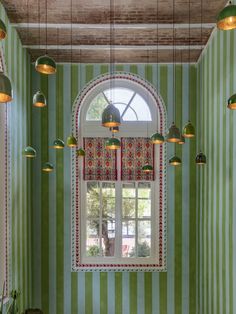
left=0, top=19, right=7, bottom=40
left=142, top=163, right=153, bottom=173
left=195, top=152, right=207, bottom=165
left=217, top=1, right=236, bottom=30
left=35, top=55, right=57, bottom=75
left=178, top=134, right=185, bottom=145
left=169, top=155, right=182, bottom=166
left=42, top=162, right=54, bottom=172
left=227, top=93, right=236, bottom=109
left=22, top=146, right=36, bottom=158
left=0, top=72, right=13, bottom=103
left=183, top=121, right=195, bottom=138
left=33, top=91, right=47, bottom=107
left=151, top=132, right=164, bottom=144
left=66, top=134, right=77, bottom=147
left=109, top=126, right=119, bottom=133
left=102, top=104, right=121, bottom=127
left=52, top=138, right=65, bottom=149
left=166, top=122, right=181, bottom=143
left=105, top=136, right=121, bottom=150
left=76, top=148, right=86, bottom=157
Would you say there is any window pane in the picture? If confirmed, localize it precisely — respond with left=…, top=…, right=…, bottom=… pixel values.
left=87, top=182, right=100, bottom=219
left=122, top=221, right=135, bottom=257
left=138, top=199, right=151, bottom=218
left=138, top=182, right=151, bottom=198
left=123, top=183, right=135, bottom=198
left=104, top=88, right=134, bottom=104
left=86, top=93, right=108, bottom=120
left=102, top=182, right=115, bottom=218
left=138, top=221, right=151, bottom=257
left=122, top=108, right=137, bottom=121
left=122, top=183, right=136, bottom=218
left=86, top=221, right=100, bottom=256
left=101, top=220, right=115, bottom=257
left=113, top=103, right=127, bottom=115
left=130, top=94, right=152, bottom=121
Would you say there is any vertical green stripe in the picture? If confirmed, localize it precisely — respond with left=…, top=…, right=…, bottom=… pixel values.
left=85, top=272, right=93, bottom=314
left=56, top=66, right=64, bottom=314
left=100, top=272, right=108, bottom=314
left=41, top=74, right=49, bottom=313
left=144, top=273, right=152, bottom=314
left=130, top=273, right=137, bottom=314
left=115, top=273, right=122, bottom=314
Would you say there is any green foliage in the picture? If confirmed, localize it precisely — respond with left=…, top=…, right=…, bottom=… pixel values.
left=86, top=94, right=108, bottom=120
left=87, top=245, right=100, bottom=256
left=129, top=241, right=150, bottom=257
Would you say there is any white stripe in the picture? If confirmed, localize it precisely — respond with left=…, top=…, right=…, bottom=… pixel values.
left=233, top=27, right=236, bottom=314
left=122, top=272, right=130, bottom=314
left=93, top=272, right=100, bottom=314
left=77, top=272, right=85, bottom=312
left=107, top=273, right=115, bottom=314
left=152, top=272, right=160, bottom=314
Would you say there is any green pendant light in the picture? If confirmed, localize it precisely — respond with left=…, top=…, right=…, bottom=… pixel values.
left=66, top=134, right=77, bottom=148
left=227, top=93, right=236, bottom=109
left=178, top=134, right=185, bottom=145
left=102, top=104, right=121, bottom=128
left=195, top=152, right=207, bottom=165
left=35, top=55, right=57, bottom=75
left=0, top=19, right=7, bottom=40
left=0, top=72, right=13, bottom=103
left=151, top=131, right=164, bottom=144
left=142, top=163, right=153, bottom=173
left=169, top=155, right=181, bottom=166
left=166, top=122, right=181, bottom=143
left=217, top=1, right=236, bottom=30
left=109, top=126, right=119, bottom=133
left=22, top=146, right=36, bottom=158
left=52, top=138, right=65, bottom=149
left=105, top=135, right=121, bottom=150
left=33, top=91, right=47, bottom=107
left=183, top=120, right=195, bottom=138
left=76, top=148, right=86, bottom=157
left=42, top=162, right=54, bottom=172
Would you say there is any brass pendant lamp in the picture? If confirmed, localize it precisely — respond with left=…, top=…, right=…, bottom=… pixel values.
left=169, top=155, right=181, bottom=166
left=105, top=134, right=121, bottom=150
left=0, top=19, right=7, bottom=40
left=42, top=162, right=54, bottom=172
left=183, top=0, right=195, bottom=138
left=142, top=163, right=153, bottom=173
left=196, top=0, right=206, bottom=166
left=35, top=0, right=56, bottom=74
left=0, top=72, right=13, bottom=103
left=76, top=148, right=86, bottom=157
left=33, top=90, right=47, bottom=107
left=217, top=1, right=236, bottom=31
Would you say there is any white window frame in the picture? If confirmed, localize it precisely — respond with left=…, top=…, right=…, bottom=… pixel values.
left=71, top=73, right=167, bottom=271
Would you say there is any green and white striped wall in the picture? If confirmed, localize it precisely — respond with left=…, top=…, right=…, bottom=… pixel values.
left=31, top=63, right=197, bottom=314
left=0, top=3, right=32, bottom=312
left=197, top=25, right=236, bottom=314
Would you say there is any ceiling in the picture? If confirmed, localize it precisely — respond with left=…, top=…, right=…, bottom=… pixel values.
left=2, top=0, right=227, bottom=63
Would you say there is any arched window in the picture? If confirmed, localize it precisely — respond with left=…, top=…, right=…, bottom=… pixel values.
left=72, top=73, right=167, bottom=271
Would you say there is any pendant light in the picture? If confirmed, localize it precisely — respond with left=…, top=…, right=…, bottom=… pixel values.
left=66, top=134, right=77, bottom=148
left=217, top=1, right=236, bottom=30
left=0, top=72, right=13, bottom=103
left=22, top=146, right=36, bottom=158
left=178, top=134, right=185, bottom=145
left=77, top=148, right=86, bottom=157
left=196, top=0, right=206, bottom=166
left=42, top=162, right=54, bottom=172
left=169, top=155, right=181, bottom=166
left=0, top=19, right=7, bottom=40
left=101, top=0, right=121, bottom=128
left=110, top=126, right=119, bottom=133
left=142, top=163, right=153, bottom=173
left=183, top=0, right=195, bottom=138
left=105, top=134, right=121, bottom=150
left=151, top=0, right=164, bottom=145
left=52, top=138, right=65, bottom=149
left=227, top=93, right=236, bottom=109
left=35, top=0, right=56, bottom=74
left=166, top=6, right=181, bottom=144
left=33, top=90, right=47, bottom=107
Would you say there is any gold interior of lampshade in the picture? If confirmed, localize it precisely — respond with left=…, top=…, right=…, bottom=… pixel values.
left=102, top=121, right=121, bottom=127
left=105, top=144, right=120, bottom=150
left=143, top=169, right=152, bottom=173
left=33, top=101, right=46, bottom=108
left=42, top=168, right=53, bottom=172
left=24, top=154, right=35, bottom=158
left=0, top=93, right=12, bottom=103
left=170, top=161, right=181, bottom=166
left=53, top=145, right=64, bottom=149
left=35, top=64, right=56, bottom=75
left=183, top=134, right=195, bottom=138
left=67, top=143, right=77, bottom=148
left=167, top=138, right=180, bottom=143
left=0, top=29, right=6, bottom=40
left=217, top=15, right=236, bottom=30
left=228, top=102, right=236, bottom=109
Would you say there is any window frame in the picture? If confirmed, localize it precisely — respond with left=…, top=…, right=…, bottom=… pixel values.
left=71, top=73, right=167, bottom=272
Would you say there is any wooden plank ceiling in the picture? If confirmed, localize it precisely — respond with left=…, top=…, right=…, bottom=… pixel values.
left=1, top=0, right=227, bottom=63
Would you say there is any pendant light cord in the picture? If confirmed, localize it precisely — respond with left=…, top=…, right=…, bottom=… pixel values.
left=38, top=0, right=40, bottom=52
left=200, top=0, right=203, bottom=150
left=71, top=0, right=73, bottom=64
left=172, top=0, right=175, bottom=123
left=188, top=0, right=191, bottom=119
left=45, top=0, right=47, bottom=55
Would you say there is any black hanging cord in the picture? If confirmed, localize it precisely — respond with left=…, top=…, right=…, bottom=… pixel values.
left=188, top=0, right=191, bottom=118
left=172, top=0, right=175, bottom=123
left=156, top=0, right=159, bottom=81
left=45, top=0, right=47, bottom=55
left=200, top=0, right=203, bottom=149
left=38, top=0, right=40, bottom=50
left=71, top=0, right=73, bottom=64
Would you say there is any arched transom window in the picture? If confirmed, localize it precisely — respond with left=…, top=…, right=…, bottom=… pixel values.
left=72, top=73, right=167, bottom=272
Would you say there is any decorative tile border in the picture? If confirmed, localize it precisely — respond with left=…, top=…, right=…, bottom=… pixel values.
left=71, top=72, right=167, bottom=271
